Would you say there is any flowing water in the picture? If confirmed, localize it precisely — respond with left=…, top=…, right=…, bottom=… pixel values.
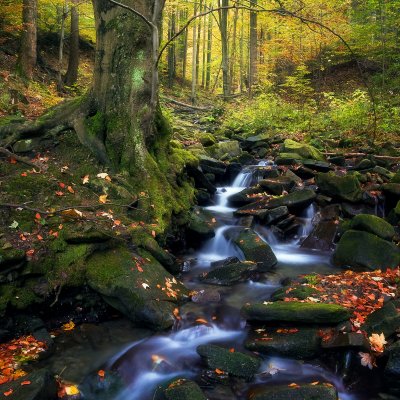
left=103, top=162, right=370, bottom=400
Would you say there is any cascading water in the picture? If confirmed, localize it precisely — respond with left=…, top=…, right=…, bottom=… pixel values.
left=102, top=160, right=362, bottom=400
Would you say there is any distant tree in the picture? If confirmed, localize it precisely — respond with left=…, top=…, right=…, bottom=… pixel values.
left=64, top=0, right=80, bottom=87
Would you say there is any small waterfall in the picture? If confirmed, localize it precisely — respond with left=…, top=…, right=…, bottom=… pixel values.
left=299, top=203, right=317, bottom=238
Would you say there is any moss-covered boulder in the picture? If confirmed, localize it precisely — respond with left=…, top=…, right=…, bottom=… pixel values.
left=199, top=261, right=258, bottom=285
left=333, top=230, right=400, bottom=271
left=271, top=285, right=318, bottom=301
left=205, top=140, right=242, bottom=161
left=384, top=341, right=400, bottom=396
left=0, top=246, right=25, bottom=268
left=391, top=171, right=400, bottom=184
left=197, top=133, right=217, bottom=147
left=164, top=379, right=206, bottom=400
left=282, top=139, right=325, bottom=161
left=186, top=209, right=216, bottom=243
left=251, top=384, right=338, bottom=400
left=245, top=328, right=321, bottom=359
left=349, top=214, right=395, bottom=241
left=258, top=176, right=296, bottom=195
left=228, top=187, right=265, bottom=207
left=241, top=302, right=351, bottom=324
left=196, top=344, right=261, bottom=379
left=233, top=229, right=277, bottom=271
left=86, top=246, right=189, bottom=330
left=316, top=172, right=363, bottom=203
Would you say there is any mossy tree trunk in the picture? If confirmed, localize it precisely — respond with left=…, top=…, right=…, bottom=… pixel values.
left=91, top=0, right=164, bottom=174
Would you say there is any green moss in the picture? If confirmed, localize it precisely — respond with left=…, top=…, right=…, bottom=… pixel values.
left=85, top=111, right=105, bottom=137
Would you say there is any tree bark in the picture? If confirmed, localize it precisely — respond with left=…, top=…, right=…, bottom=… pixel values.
left=18, top=0, right=37, bottom=79
left=167, top=8, right=176, bottom=87
left=219, top=0, right=230, bottom=98
left=64, top=0, right=80, bottom=87
left=205, top=4, right=213, bottom=90
left=191, top=2, right=198, bottom=104
left=249, top=0, right=257, bottom=96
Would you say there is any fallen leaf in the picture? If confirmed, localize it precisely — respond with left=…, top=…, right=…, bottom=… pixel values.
left=359, top=352, right=375, bottom=369
left=369, top=333, right=387, bottom=353
left=59, top=182, right=65, bottom=189
left=142, top=283, right=150, bottom=289
left=65, top=385, right=80, bottom=395
left=9, top=220, right=19, bottom=229
left=21, top=172, right=27, bottom=177
left=98, top=370, right=105, bottom=378
left=67, top=186, right=75, bottom=194
left=3, top=389, right=13, bottom=396
left=215, top=368, right=224, bottom=375
left=62, top=321, right=75, bottom=331
left=20, top=381, right=31, bottom=385
left=99, top=194, right=108, bottom=204
left=82, top=175, right=90, bottom=184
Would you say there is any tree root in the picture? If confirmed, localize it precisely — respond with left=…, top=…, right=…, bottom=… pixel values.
left=0, top=147, right=42, bottom=170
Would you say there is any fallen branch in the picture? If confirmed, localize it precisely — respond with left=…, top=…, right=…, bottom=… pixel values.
left=0, top=147, right=42, bottom=170
left=324, top=152, right=400, bottom=162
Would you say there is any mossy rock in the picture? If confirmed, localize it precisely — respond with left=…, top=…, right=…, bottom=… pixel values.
left=349, top=214, right=395, bottom=241
left=282, top=139, right=325, bottom=161
left=241, top=301, right=351, bottom=324
left=164, top=379, right=206, bottom=400
left=245, top=328, right=321, bottom=359
left=275, top=153, right=302, bottom=165
left=196, top=344, right=261, bottom=379
left=334, top=229, right=400, bottom=270
left=197, top=133, right=217, bottom=147
left=0, top=246, right=25, bottom=268
left=199, top=261, right=258, bottom=286
left=233, top=229, right=277, bottom=271
left=86, top=246, right=189, bottom=330
left=205, top=141, right=242, bottom=160
left=334, top=230, right=400, bottom=271
left=258, top=176, right=296, bottom=195
left=316, top=172, right=363, bottom=203
left=187, top=209, right=216, bottom=242
left=390, top=171, right=400, bottom=184
left=251, top=384, right=338, bottom=400
left=271, top=285, right=318, bottom=301
left=228, top=187, right=265, bottom=207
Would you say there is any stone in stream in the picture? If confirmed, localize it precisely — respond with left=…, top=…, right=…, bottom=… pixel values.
left=382, top=183, right=400, bottom=206
left=301, top=220, right=338, bottom=251
left=206, top=140, right=242, bottom=160
left=245, top=328, right=321, bottom=359
left=316, top=172, right=363, bottom=203
left=241, top=302, right=351, bottom=324
left=362, top=299, right=400, bottom=338
left=1, top=369, right=57, bottom=400
left=228, top=187, right=265, bottom=207
left=258, top=176, right=296, bottom=195
left=86, top=246, right=189, bottom=330
left=234, top=189, right=316, bottom=216
left=333, top=230, right=400, bottom=271
left=186, top=164, right=217, bottom=194
left=384, top=341, right=400, bottom=396
left=164, top=379, right=207, bottom=400
left=196, top=344, right=261, bottom=380
left=232, top=229, right=277, bottom=271
left=199, top=261, right=258, bottom=286
left=250, top=384, right=338, bottom=400
left=257, top=206, right=289, bottom=225
left=349, top=214, right=395, bottom=241
left=303, top=160, right=333, bottom=172
left=186, top=209, right=216, bottom=242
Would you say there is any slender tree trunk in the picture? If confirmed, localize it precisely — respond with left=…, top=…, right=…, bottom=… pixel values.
left=230, top=6, right=238, bottom=93
left=201, top=2, right=207, bottom=87
left=64, top=0, right=80, bottom=87
left=205, top=4, right=213, bottom=90
left=57, top=2, right=68, bottom=91
left=249, top=0, right=257, bottom=97
left=191, top=2, right=199, bottom=104
left=18, top=0, right=37, bottom=79
left=167, top=8, right=176, bottom=87
left=240, top=8, right=245, bottom=92
left=196, top=0, right=204, bottom=84
left=219, top=0, right=230, bottom=98
left=182, top=6, right=188, bottom=80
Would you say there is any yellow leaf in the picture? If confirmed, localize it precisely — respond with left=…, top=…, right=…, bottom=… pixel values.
left=99, top=194, right=108, bottom=204
left=65, top=385, right=80, bottom=395
left=62, top=321, right=75, bottom=331
left=82, top=175, right=90, bottom=184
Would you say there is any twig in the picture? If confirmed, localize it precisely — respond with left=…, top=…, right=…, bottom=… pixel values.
left=162, top=97, right=212, bottom=111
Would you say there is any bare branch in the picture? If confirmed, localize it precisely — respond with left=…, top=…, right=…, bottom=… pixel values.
left=107, top=0, right=156, bottom=30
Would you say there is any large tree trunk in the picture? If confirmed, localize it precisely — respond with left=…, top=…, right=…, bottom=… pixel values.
left=18, top=0, right=37, bottom=79
left=64, top=0, right=80, bottom=87
left=92, top=0, right=162, bottom=174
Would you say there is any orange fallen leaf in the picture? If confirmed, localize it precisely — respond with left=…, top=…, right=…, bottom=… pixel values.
left=21, top=172, right=27, bottom=177
left=10, top=158, right=17, bottom=164
left=37, top=235, right=43, bottom=241
left=215, top=369, right=224, bottom=375
left=55, top=191, right=64, bottom=196
left=82, top=175, right=90, bottom=184
left=62, top=321, right=75, bottom=331
left=67, top=186, right=75, bottom=194
left=98, top=370, right=105, bottom=378
left=3, top=389, right=13, bottom=396
left=310, top=381, right=320, bottom=385
left=59, top=182, right=65, bottom=189
left=195, top=318, right=208, bottom=325
left=21, top=380, right=31, bottom=385
left=151, top=230, right=156, bottom=238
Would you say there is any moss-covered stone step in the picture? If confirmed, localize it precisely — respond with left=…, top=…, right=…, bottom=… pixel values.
left=245, top=328, right=321, bottom=359
left=233, top=229, right=277, bottom=271
left=250, top=383, right=338, bottom=400
left=349, top=214, right=395, bottom=241
left=316, top=172, right=362, bottom=203
left=196, top=344, right=261, bottom=380
left=241, top=302, right=351, bottom=324
left=271, top=285, right=318, bottom=301
left=333, top=230, right=400, bottom=271
left=282, top=139, right=325, bottom=161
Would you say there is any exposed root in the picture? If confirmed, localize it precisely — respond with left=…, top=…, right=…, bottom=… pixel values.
left=0, top=147, right=42, bottom=170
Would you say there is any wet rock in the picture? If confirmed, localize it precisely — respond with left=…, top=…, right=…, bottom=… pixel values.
left=86, top=246, right=189, bottom=330
left=196, top=189, right=211, bottom=206
left=225, top=163, right=242, bottom=182
left=328, top=155, right=346, bottom=166
left=199, top=156, right=226, bottom=180
left=391, top=171, right=400, bottom=183
left=198, top=133, right=217, bottom=147
left=373, top=166, right=393, bottom=181
left=63, top=225, right=111, bottom=244
left=259, top=176, right=296, bottom=195
left=0, top=247, right=26, bottom=268
left=291, top=165, right=316, bottom=180
left=3, top=369, right=57, bottom=400
left=257, top=206, right=289, bottom=225
left=271, top=285, right=318, bottom=301
left=355, top=158, right=376, bottom=170
left=191, top=289, right=221, bottom=304
left=316, top=172, right=363, bottom=203
left=228, top=187, right=265, bottom=207
left=275, top=153, right=302, bottom=165
left=186, top=164, right=217, bottom=194
left=13, top=138, right=41, bottom=153
left=275, top=215, right=296, bottom=230
left=241, top=302, right=351, bottom=324
left=321, top=332, right=369, bottom=350
left=301, top=221, right=338, bottom=251
left=341, top=202, right=377, bottom=218
left=349, top=214, right=395, bottom=241
left=384, top=341, right=400, bottom=396
left=334, top=230, right=400, bottom=271
left=197, top=344, right=261, bottom=379
left=200, top=261, right=258, bottom=286
left=251, top=383, right=338, bottom=400
left=211, top=257, right=241, bottom=268
left=246, top=328, right=321, bottom=359
left=187, top=210, right=216, bottom=242
left=362, top=299, right=400, bottom=338
left=164, top=379, right=207, bottom=400
left=282, top=139, right=325, bottom=161
left=233, top=229, right=277, bottom=271
left=382, top=183, right=400, bottom=207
